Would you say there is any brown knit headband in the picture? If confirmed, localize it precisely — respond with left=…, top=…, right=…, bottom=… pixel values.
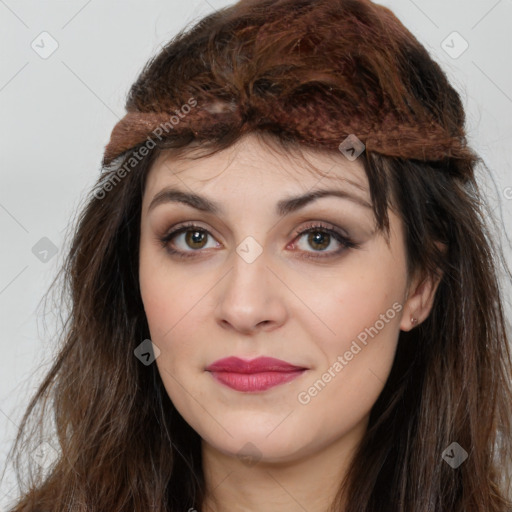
left=101, top=0, right=479, bottom=172
left=103, top=103, right=476, bottom=168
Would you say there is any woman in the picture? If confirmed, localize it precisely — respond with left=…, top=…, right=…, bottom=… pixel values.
left=4, top=0, right=512, bottom=510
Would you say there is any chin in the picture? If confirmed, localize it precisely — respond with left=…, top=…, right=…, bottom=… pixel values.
left=205, top=427, right=311, bottom=464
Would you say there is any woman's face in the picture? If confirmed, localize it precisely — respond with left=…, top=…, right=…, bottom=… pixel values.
left=139, top=133, right=424, bottom=465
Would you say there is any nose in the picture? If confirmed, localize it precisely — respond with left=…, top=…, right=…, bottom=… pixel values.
left=214, top=249, right=288, bottom=335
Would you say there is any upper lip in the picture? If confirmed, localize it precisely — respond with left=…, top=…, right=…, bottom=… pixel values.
left=205, top=356, right=306, bottom=374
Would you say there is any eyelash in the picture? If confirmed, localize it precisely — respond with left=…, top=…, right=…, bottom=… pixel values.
left=157, top=221, right=360, bottom=260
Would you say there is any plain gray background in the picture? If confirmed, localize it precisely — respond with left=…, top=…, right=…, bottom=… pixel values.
left=1, top=0, right=511, bottom=507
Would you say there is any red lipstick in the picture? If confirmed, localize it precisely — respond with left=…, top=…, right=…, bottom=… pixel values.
left=205, top=356, right=307, bottom=392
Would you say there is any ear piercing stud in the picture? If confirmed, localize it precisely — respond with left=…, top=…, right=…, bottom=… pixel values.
left=411, top=316, right=418, bottom=325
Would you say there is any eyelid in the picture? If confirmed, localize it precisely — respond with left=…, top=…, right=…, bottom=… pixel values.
left=290, top=220, right=349, bottom=240
left=156, top=221, right=221, bottom=251
left=288, top=221, right=360, bottom=259
left=157, top=220, right=359, bottom=259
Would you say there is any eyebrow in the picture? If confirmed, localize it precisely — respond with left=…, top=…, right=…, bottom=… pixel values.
left=147, top=185, right=372, bottom=216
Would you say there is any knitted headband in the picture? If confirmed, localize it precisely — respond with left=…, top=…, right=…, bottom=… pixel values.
left=102, top=0, right=478, bottom=176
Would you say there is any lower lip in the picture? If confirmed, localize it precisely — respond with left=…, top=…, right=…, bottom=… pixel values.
left=208, top=370, right=306, bottom=392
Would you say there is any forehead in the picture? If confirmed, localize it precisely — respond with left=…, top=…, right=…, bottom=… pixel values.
left=144, top=134, right=369, bottom=196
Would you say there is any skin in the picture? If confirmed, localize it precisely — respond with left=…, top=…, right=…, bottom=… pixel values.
left=138, top=133, right=441, bottom=512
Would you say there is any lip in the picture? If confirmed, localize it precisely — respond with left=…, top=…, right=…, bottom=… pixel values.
left=205, top=357, right=308, bottom=392
left=205, top=356, right=306, bottom=373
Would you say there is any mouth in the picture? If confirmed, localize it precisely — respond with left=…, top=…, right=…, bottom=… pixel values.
left=205, top=356, right=308, bottom=392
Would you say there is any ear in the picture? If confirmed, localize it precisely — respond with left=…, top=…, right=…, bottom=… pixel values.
left=400, top=246, right=445, bottom=332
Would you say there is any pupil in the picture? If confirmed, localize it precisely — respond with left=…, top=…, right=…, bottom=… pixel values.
left=309, top=231, right=329, bottom=250
left=186, top=230, right=206, bottom=248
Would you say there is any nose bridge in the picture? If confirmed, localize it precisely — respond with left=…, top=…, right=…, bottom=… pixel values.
left=226, top=223, right=270, bottom=289
left=225, top=241, right=271, bottom=305
left=214, top=239, right=287, bottom=332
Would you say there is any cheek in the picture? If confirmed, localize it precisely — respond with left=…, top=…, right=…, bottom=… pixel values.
left=295, top=242, right=406, bottom=354
left=295, top=284, right=403, bottom=438
left=139, top=239, right=188, bottom=338
left=139, top=266, right=171, bottom=340
left=327, top=274, right=403, bottom=348
left=138, top=243, right=214, bottom=375
left=294, top=244, right=406, bottom=406
left=139, top=239, right=181, bottom=349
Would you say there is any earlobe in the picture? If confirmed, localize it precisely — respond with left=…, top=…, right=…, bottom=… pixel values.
left=400, top=241, right=446, bottom=332
left=400, top=270, right=443, bottom=331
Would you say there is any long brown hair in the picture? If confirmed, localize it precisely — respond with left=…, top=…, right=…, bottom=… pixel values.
left=3, top=0, right=512, bottom=510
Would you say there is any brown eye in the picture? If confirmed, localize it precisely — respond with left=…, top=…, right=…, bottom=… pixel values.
left=159, top=221, right=359, bottom=261
left=159, top=223, right=220, bottom=258
left=184, top=229, right=208, bottom=249
left=306, top=231, right=331, bottom=251
left=291, top=222, right=359, bottom=260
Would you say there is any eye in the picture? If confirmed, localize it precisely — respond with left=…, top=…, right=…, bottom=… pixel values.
left=158, top=222, right=220, bottom=258
left=290, top=222, right=359, bottom=259
left=158, top=221, right=359, bottom=260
